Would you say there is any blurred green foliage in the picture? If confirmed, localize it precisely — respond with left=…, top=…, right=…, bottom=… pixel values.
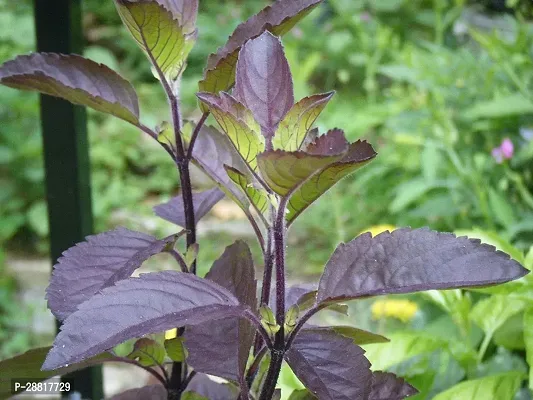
left=1, top=0, right=533, bottom=396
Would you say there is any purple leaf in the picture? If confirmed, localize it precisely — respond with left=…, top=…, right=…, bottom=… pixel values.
left=43, top=271, right=247, bottom=370
left=199, top=0, right=323, bottom=97
left=317, top=228, right=529, bottom=304
left=369, top=372, right=418, bottom=400
left=285, top=329, right=372, bottom=400
left=273, top=93, right=334, bottom=151
left=185, top=373, right=238, bottom=400
left=156, top=0, right=198, bottom=34
left=46, top=227, right=177, bottom=321
left=110, top=385, right=167, bottom=400
left=185, top=241, right=257, bottom=383
left=306, top=129, right=350, bottom=156
left=153, top=188, right=225, bottom=227
left=234, top=31, right=294, bottom=137
left=0, top=53, right=139, bottom=124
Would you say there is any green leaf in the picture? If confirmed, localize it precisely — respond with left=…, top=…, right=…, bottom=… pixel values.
left=286, top=140, right=376, bottom=225
left=197, top=93, right=265, bottom=170
left=524, top=308, right=533, bottom=389
left=463, top=93, right=533, bottom=120
left=0, top=53, right=140, bottom=124
left=258, top=150, right=344, bottom=197
left=115, top=0, right=195, bottom=83
left=198, top=0, right=323, bottom=105
left=127, top=338, right=166, bottom=367
left=273, top=93, right=334, bottom=151
left=0, top=347, right=115, bottom=399
left=470, top=295, right=525, bottom=336
left=488, top=187, right=516, bottom=229
left=225, top=165, right=269, bottom=215
left=493, top=312, right=525, bottom=350
left=329, top=326, right=390, bottom=345
left=432, top=371, right=523, bottom=400
left=164, top=337, right=188, bottom=362
left=288, top=389, right=316, bottom=399
left=181, top=391, right=209, bottom=400
left=364, top=332, right=445, bottom=371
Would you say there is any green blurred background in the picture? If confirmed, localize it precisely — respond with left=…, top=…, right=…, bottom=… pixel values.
left=1, top=0, right=533, bottom=398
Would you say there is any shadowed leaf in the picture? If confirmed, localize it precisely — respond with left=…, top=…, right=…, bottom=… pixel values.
left=46, top=227, right=178, bottom=321
left=233, top=32, right=294, bottom=138
left=369, top=372, right=418, bottom=400
left=285, top=329, right=372, bottom=400
left=317, top=228, right=529, bottom=304
left=432, top=371, right=523, bottom=400
left=115, top=0, right=195, bottom=82
left=197, top=92, right=265, bottom=170
left=199, top=0, right=322, bottom=102
left=273, top=93, right=334, bottom=151
left=127, top=338, right=165, bottom=367
left=43, top=271, right=247, bottom=370
left=153, top=188, right=225, bottom=227
left=185, top=241, right=257, bottom=384
left=315, top=326, right=390, bottom=346
left=0, top=53, right=139, bottom=124
left=306, top=129, right=349, bottom=155
left=287, top=139, right=377, bottom=225
left=111, top=385, right=167, bottom=400
left=0, top=348, right=117, bottom=399
left=258, top=150, right=344, bottom=197
left=288, top=390, right=316, bottom=400
left=185, top=373, right=239, bottom=400
left=225, top=165, right=269, bottom=215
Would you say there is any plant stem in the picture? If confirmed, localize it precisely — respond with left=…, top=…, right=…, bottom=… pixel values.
left=478, top=331, right=493, bottom=362
left=258, top=347, right=284, bottom=400
left=168, top=249, right=189, bottom=273
left=186, top=111, right=210, bottom=160
left=254, top=225, right=274, bottom=354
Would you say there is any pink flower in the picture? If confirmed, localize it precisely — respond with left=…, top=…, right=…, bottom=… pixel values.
left=491, top=138, right=514, bottom=164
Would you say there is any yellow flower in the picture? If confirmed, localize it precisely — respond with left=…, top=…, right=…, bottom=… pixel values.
left=371, top=299, right=419, bottom=323
left=359, top=224, right=396, bottom=237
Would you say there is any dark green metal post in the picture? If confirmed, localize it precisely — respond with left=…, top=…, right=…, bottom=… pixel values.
left=34, top=0, right=103, bottom=398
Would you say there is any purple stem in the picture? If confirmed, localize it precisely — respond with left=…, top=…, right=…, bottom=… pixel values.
left=186, top=112, right=210, bottom=160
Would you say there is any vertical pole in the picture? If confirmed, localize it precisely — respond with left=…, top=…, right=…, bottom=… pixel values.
left=33, top=0, right=103, bottom=398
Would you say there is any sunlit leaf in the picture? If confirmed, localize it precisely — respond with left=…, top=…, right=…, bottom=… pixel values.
left=233, top=31, right=294, bottom=138
left=470, top=295, right=525, bottom=336
left=273, top=93, right=334, bottom=151
left=43, top=271, right=246, bottom=370
left=285, top=328, right=372, bottom=400
left=225, top=165, right=269, bottom=215
left=115, top=0, right=195, bottom=82
left=199, top=0, right=323, bottom=101
left=258, top=150, right=344, bottom=197
left=287, top=140, right=376, bottom=225
left=0, top=53, right=139, bottom=124
left=317, top=228, right=529, bottom=304
left=197, top=92, right=265, bottom=170
left=46, top=227, right=178, bottom=321
left=432, top=371, right=523, bottom=400
left=185, top=241, right=257, bottom=383
left=369, top=372, right=418, bottom=400
left=153, top=188, right=225, bottom=227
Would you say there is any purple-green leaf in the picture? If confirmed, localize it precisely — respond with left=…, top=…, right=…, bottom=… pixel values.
left=369, top=372, right=418, bottom=400
left=258, top=149, right=345, bottom=197
left=311, top=326, right=390, bottom=346
left=110, top=385, right=167, bottom=400
left=0, top=53, right=139, bottom=124
left=156, top=0, right=198, bottom=34
left=46, top=227, right=177, bottom=321
left=317, top=228, right=529, bottom=304
left=43, top=271, right=246, bottom=370
left=286, top=138, right=376, bottom=225
left=273, top=93, right=334, bottom=151
left=115, top=0, right=195, bottom=82
left=185, top=373, right=238, bottom=400
left=285, top=328, right=372, bottom=400
left=199, top=0, right=323, bottom=99
left=225, top=165, right=269, bottom=215
left=185, top=241, right=257, bottom=383
left=233, top=31, right=294, bottom=138
left=153, top=188, right=224, bottom=227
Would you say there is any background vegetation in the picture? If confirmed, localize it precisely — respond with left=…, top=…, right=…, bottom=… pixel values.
left=1, top=0, right=533, bottom=398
